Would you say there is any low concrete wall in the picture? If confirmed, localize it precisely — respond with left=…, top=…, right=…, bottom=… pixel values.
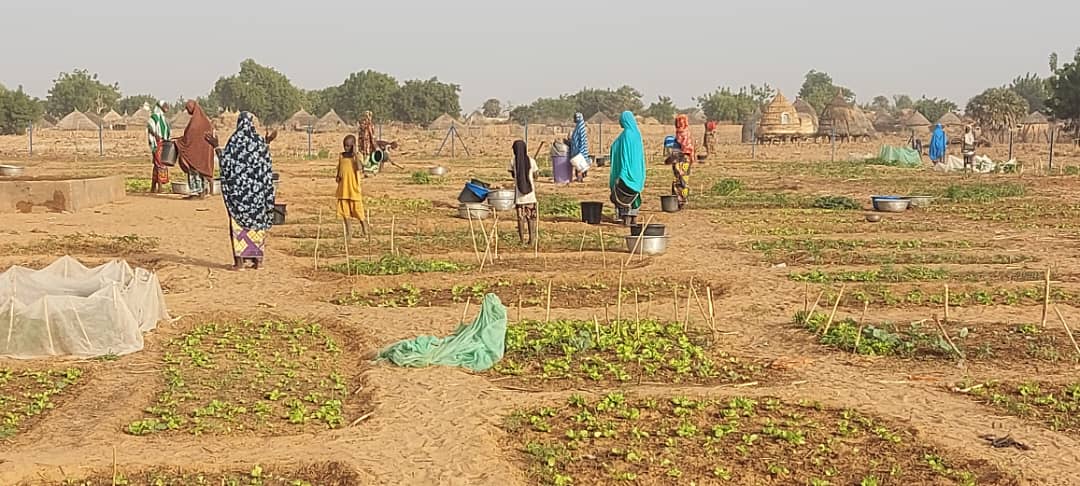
left=0, top=176, right=125, bottom=213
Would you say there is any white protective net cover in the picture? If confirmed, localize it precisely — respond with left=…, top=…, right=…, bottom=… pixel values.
left=0, top=256, right=169, bottom=359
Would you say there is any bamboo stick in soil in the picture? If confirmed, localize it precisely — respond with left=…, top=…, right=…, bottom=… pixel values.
left=545, top=280, right=553, bottom=324
left=944, top=283, right=950, bottom=323
left=314, top=208, right=322, bottom=270
left=673, top=285, right=680, bottom=322
left=1042, top=267, right=1052, bottom=329
left=467, top=211, right=481, bottom=264
left=821, top=285, right=846, bottom=336
left=707, top=286, right=716, bottom=329
left=390, top=215, right=396, bottom=256
left=460, top=296, right=472, bottom=325
left=853, top=300, right=869, bottom=354
left=933, top=316, right=964, bottom=359
left=1052, top=305, right=1080, bottom=359
left=343, top=221, right=351, bottom=277
left=625, top=215, right=654, bottom=267
left=598, top=227, right=607, bottom=269
left=616, top=265, right=624, bottom=322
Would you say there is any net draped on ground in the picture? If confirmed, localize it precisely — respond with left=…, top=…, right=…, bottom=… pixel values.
left=376, top=293, right=507, bottom=371
left=0, top=256, right=169, bottom=359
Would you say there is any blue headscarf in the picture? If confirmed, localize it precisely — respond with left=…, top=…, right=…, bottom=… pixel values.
left=221, top=112, right=275, bottom=230
left=929, top=123, right=947, bottom=162
left=570, top=112, right=590, bottom=163
left=609, top=111, right=646, bottom=193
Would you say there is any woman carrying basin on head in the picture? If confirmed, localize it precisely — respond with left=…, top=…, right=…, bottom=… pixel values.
left=205, top=112, right=277, bottom=270
left=609, top=111, right=646, bottom=226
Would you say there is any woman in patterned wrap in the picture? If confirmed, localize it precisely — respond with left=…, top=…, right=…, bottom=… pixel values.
left=146, top=101, right=171, bottom=193
left=670, top=114, right=695, bottom=208
left=205, top=112, right=277, bottom=270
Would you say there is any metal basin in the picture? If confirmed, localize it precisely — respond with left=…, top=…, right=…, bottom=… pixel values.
left=907, top=195, right=934, bottom=208
left=458, top=203, right=491, bottom=220
left=429, top=166, right=449, bottom=176
left=487, top=189, right=516, bottom=211
left=171, top=182, right=190, bottom=195
left=865, top=213, right=882, bottom=223
left=871, top=196, right=910, bottom=213
left=0, top=165, right=24, bottom=177
left=624, top=235, right=669, bottom=255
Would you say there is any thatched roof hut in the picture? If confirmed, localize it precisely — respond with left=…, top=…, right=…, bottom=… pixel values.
left=100, top=110, right=123, bottom=129
left=818, top=94, right=874, bottom=138
left=1019, top=112, right=1049, bottom=143
left=34, top=116, right=55, bottom=130
left=428, top=113, right=462, bottom=130
left=757, top=91, right=803, bottom=140
left=587, top=112, right=612, bottom=125
left=286, top=109, right=318, bottom=131
left=169, top=110, right=191, bottom=132
left=685, top=109, right=707, bottom=125
left=741, top=108, right=762, bottom=143
left=56, top=110, right=101, bottom=131
left=873, top=112, right=900, bottom=133
left=313, top=109, right=349, bottom=133
left=793, top=98, right=817, bottom=119
left=126, top=106, right=151, bottom=129
left=938, top=112, right=963, bottom=126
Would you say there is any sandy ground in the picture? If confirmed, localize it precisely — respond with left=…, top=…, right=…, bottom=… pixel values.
left=2, top=128, right=1080, bottom=484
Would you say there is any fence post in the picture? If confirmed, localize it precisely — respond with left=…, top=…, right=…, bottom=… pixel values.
left=524, top=118, right=529, bottom=148
left=1007, top=129, right=1013, bottom=161
left=751, top=127, right=757, bottom=159
left=306, top=126, right=312, bottom=158
left=28, top=123, right=33, bottom=157
left=830, top=127, right=836, bottom=162
left=98, top=125, right=104, bottom=156
left=1049, top=126, right=1056, bottom=172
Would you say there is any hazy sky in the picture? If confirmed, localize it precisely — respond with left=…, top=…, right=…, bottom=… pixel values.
left=3, top=0, right=1077, bottom=111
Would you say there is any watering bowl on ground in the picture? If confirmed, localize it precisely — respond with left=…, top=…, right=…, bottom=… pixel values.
left=624, top=235, right=669, bottom=255
left=871, top=196, right=910, bottom=212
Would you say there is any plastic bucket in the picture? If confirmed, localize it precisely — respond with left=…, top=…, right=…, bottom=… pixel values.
left=570, top=154, right=590, bottom=172
left=271, top=204, right=287, bottom=225
left=552, top=155, right=573, bottom=184
left=160, top=141, right=178, bottom=167
left=630, top=223, right=666, bottom=237
left=371, top=150, right=386, bottom=164
left=660, top=195, right=680, bottom=213
left=580, top=201, right=603, bottom=225
left=458, top=182, right=490, bottom=203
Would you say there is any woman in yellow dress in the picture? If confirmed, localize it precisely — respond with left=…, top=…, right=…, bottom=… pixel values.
left=336, top=135, right=368, bottom=240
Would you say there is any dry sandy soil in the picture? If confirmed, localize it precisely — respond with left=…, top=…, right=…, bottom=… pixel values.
left=2, top=126, right=1080, bottom=485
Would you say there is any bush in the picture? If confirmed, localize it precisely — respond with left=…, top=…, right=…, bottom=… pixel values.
left=811, top=195, right=860, bottom=210
left=709, top=179, right=744, bottom=196
left=409, top=171, right=433, bottom=185
left=327, top=254, right=465, bottom=276
left=943, top=183, right=1025, bottom=203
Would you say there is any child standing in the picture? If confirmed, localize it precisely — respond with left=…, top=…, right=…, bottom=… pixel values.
left=336, top=135, right=368, bottom=240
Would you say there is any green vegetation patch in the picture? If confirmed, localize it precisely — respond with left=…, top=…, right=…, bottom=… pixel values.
left=492, top=319, right=761, bottom=388
left=505, top=394, right=1003, bottom=485
left=2, top=233, right=158, bottom=256
left=943, top=182, right=1025, bottom=203
left=126, top=319, right=359, bottom=436
left=56, top=462, right=360, bottom=486
left=795, top=311, right=955, bottom=358
left=326, top=254, right=466, bottom=276
left=956, top=380, right=1080, bottom=436
left=0, top=367, right=84, bottom=438
left=790, top=266, right=951, bottom=284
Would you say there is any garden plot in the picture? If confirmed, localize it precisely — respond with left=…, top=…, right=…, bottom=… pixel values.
left=504, top=393, right=1015, bottom=485
left=748, top=238, right=1031, bottom=266
left=953, top=380, right=1080, bottom=436
left=0, top=233, right=158, bottom=256
left=491, top=319, right=765, bottom=390
left=38, top=461, right=360, bottom=486
left=0, top=367, right=84, bottom=438
left=125, top=318, right=368, bottom=436
left=331, top=278, right=727, bottom=310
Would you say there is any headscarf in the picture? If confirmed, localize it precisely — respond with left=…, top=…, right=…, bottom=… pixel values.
left=675, top=114, right=695, bottom=158
left=609, top=111, right=646, bottom=193
left=512, top=140, right=532, bottom=195
left=174, top=100, right=215, bottom=177
left=220, top=112, right=275, bottom=231
left=929, top=123, right=947, bottom=161
left=706, top=121, right=718, bottom=132
left=570, top=112, right=590, bottom=162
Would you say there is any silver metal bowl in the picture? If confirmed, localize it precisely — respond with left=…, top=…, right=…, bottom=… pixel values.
left=907, top=195, right=934, bottom=208
left=487, top=189, right=516, bottom=211
left=429, top=166, right=449, bottom=176
left=624, top=235, right=669, bottom=255
left=458, top=203, right=492, bottom=220
left=171, top=182, right=190, bottom=195
left=0, top=165, right=24, bottom=177
left=871, top=197, right=910, bottom=212
left=865, top=213, right=882, bottom=223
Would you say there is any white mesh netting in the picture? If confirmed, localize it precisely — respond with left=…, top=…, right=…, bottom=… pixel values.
left=0, top=256, right=169, bottom=359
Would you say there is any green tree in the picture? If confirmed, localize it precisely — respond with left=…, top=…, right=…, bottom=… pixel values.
left=1009, top=73, right=1048, bottom=114
left=45, top=69, right=121, bottom=117
left=334, top=70, right=399, bottom=122
left=798, top=70, right=854, bottom=114
left=642, top=96, right=677, bottom=124
left=391, top=77, right=461, bottom=125
left=303, top=87, right=338, bottom=117
left=116, top=95, right=159, bottom=114
left=893, top=94, right=914, bottom=111
left=966, top=87, right=1029, bottom=140
left=482, top=98, right=502, bottom=118
left=509, top=96, right=576, bottom=124
left=870, top=96, right=892, bottom=114
left=913, top=97, right=958, bottom=124
left=0, top=86, right=44, bottom=135
left=572, top=86, right=644, bottom=119
left=697, top=84, right=773, bottom=123
left=1047, top=48, right=1080, bottom=126
left=209, top=59, right=303, bottom=125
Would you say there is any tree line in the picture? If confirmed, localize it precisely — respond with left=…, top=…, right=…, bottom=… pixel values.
left=2, top=49, right=1080, bottom=136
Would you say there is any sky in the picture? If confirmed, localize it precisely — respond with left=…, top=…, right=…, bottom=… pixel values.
left=3, top=0, right=1078, bottom=112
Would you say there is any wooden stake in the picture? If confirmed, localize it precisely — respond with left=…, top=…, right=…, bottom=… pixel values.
left=545, top=280, right=553, bottom=323
left=683, top=277, right=694, bottom=331
left=616, top=266, right=624, bottom=322
left=1042, top=267, right=1052, bottom=329
left=853, top=300, right=869, bottom=354
left=707, top=286, right=716, bottom=329
left=634, top=289, right=640, bottom=325
left=807, top=289, right=825, bottom=317
left=533, top=216, right=540, bottom=258
left=342, top=220, right=351, bottom=276
left=821, top=284, right=845, bottom=336
left=578, top=228, right=588, bottom=257
left=944, top=283, right=950, bottom=323
left=112, top=445, right=117, bottom=486
left=479, top=224, right=497, bottom=272
left=673, top=285, right=680, bottom=322
left=461, top=295, right=472, bottom=325
left=314, top=208, right=322, bottom=270
left=625, top=215, right=654, bottom=267
left=1052, top=305, right=1080, bottom=359
left=933, top=316, right=964, bottom=359
left=493, top=215, right=500, bottom=260
left=517, top=293, right=523, bottom=322
left=598, top=227, right=607, bottom=268
left=467, top=211, right=481, bottom=264
left=803, top=282, right=809, bottom=313
left=390, top=215, right=396, bottom=256
left=691, top=286, right=712, bottom=332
